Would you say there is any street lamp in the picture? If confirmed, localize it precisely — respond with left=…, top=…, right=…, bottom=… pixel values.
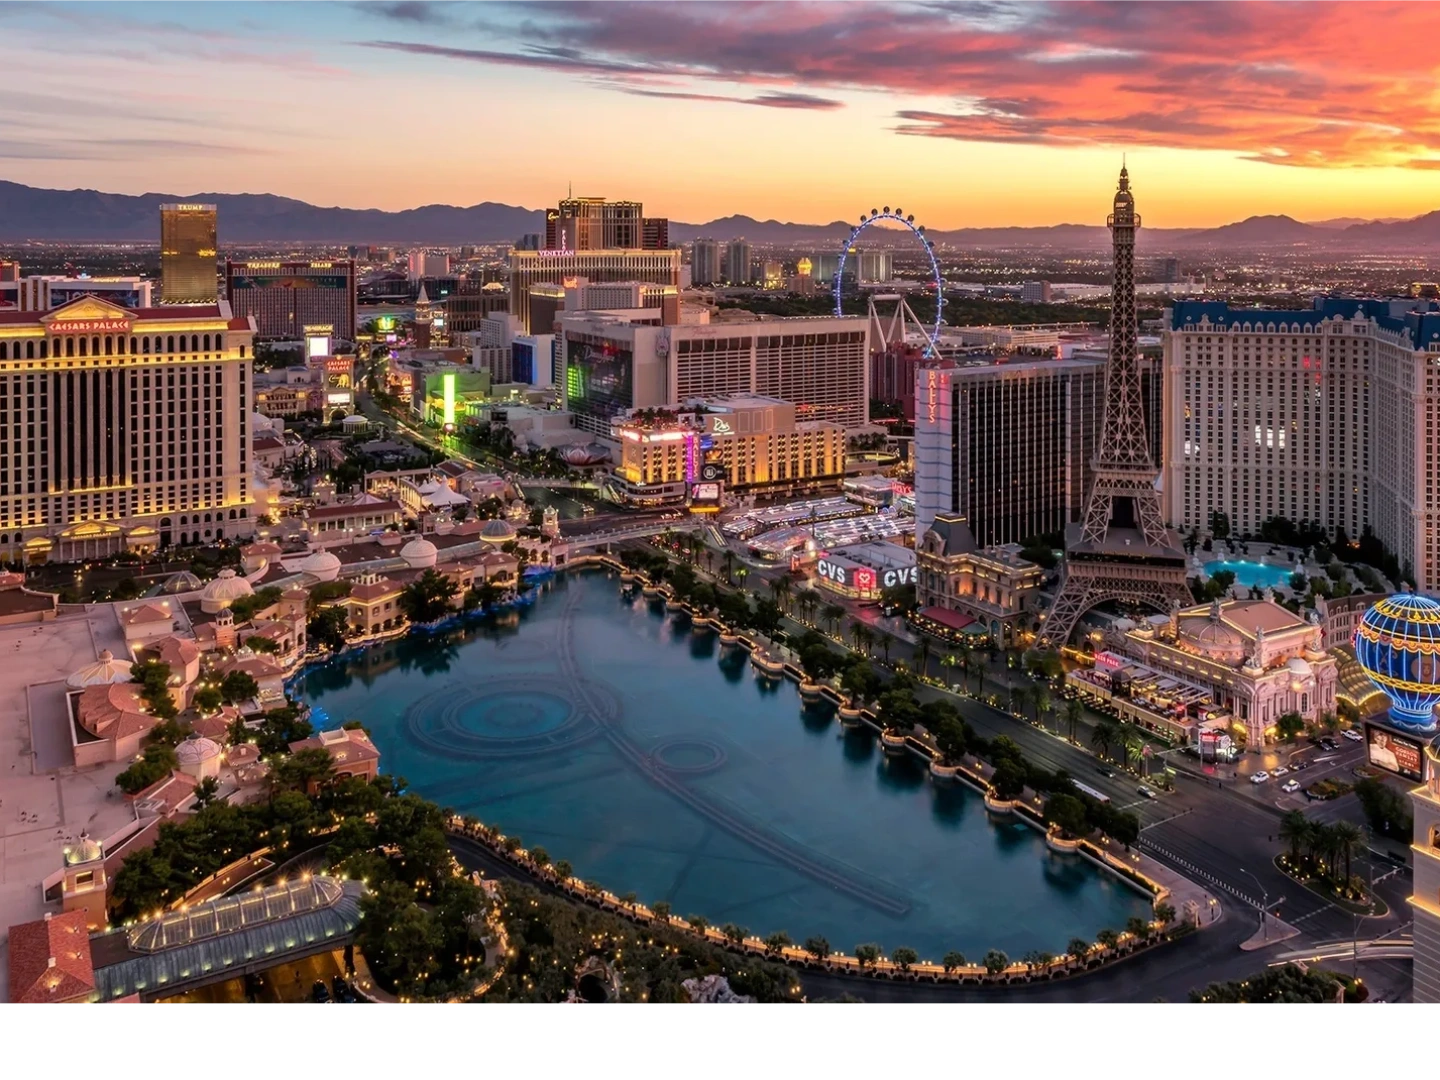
left=1237, top=867, right=1268, bottom=940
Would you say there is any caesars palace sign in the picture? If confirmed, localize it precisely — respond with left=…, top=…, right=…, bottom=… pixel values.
left=48, top=317, right=133, bottom=334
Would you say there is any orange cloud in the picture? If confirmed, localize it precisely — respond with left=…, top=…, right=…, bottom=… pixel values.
left=380, top=1, right=1440, bottom=168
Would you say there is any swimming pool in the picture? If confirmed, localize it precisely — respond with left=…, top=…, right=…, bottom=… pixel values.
left=296, top=571, right=1151, bottom=960
left=1202, top=559, right=1295, bottom=590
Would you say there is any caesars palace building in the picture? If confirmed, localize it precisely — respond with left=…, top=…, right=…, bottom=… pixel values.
left=0, top=296, right=256, bottom=563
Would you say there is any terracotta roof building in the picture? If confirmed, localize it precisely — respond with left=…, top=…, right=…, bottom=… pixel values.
left=7, top=910, right=95, bottom=1003
left=289, top=727, right=381, bottom=790
left=70, top=682, right=156, bottom=767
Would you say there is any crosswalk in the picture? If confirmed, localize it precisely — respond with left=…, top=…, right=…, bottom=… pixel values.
left=1136, top=838, right=1259, bottom=908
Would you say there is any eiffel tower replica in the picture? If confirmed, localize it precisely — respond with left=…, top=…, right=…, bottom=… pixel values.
left=1038, top=166, right=1191, bottom=649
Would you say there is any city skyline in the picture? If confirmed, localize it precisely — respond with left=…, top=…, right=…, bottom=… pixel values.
left=5, top=1, right=1440, bottom=229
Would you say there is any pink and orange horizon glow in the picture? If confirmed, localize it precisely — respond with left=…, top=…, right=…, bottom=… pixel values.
left=4, top=1, right=1440, bottom=228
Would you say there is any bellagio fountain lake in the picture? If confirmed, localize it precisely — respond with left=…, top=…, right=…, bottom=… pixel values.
left=295, top=570, right=1150, bottom=960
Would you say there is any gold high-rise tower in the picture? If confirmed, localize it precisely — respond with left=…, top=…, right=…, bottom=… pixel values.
left=160, top=204, right=218, bottom=304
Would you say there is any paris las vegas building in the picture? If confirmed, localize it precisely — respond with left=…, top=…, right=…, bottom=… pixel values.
left=1163, top=298, right=1440, bottom=592
left=0, top=295, right=256, bottom=562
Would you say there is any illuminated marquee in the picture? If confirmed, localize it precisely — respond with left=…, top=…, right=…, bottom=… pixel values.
left=48, top=317, right=134, bottom=334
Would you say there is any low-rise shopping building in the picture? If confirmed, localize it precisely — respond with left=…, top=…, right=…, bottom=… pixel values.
left=914, top=513, right=1044, bottom=644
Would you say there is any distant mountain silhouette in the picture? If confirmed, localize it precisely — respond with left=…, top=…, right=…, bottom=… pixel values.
left=1, top=180, right=1438, bottom=250
left=1173, top=214, right=1323, bottom=246
left=1307, top=216, right=1402, bottom=229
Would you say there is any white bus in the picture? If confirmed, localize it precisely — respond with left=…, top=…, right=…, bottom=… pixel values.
left=1071, top=781, right=1111, bottom=805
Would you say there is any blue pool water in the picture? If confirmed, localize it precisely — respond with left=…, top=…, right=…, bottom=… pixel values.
left=1202, top=559, right=1295, bottom=590
left=296, top=571, right=1150, bottom=960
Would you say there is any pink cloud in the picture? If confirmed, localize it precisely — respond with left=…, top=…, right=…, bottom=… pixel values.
left=375, top=1, right=1440, bottom=168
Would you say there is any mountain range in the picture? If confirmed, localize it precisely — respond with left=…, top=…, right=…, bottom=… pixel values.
left=2, top=180, right=1439, bottom=250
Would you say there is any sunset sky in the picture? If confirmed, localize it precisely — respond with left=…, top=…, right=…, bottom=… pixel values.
left=5, top=1, right=1440, bottom=228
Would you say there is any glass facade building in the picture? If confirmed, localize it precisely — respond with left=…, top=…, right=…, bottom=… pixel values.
left=159, top=204, right=218, bottom=305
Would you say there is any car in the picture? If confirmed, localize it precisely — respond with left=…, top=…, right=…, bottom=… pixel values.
left=1137, top=785, right=1157, bottom=799
left=1343, top=729, right=1364, bottom=742
left=1291, top=760, right=1309, bottom=771
left=1272, top=765, right=1289, bottom=776
left=310, top=980, right=331, bottom=1004
left=1319, top=739, right=1340, bottom=751
left=1282, top=779, right=1302, bottom=793
left=1097, top=767, right=1115, bottom=778
left=1250, top=771, right=1270, bottom=784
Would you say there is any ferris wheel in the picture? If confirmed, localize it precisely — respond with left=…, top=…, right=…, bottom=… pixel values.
left=833, top=207, right=945, bottom=356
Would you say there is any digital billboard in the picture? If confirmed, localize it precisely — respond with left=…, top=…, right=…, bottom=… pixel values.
left=565, top=337, right=633, bottom=432
left=692, top=482, right=721, bottom=502
left=1365, top=723, right=1426, bottom=783
left=699, top=462, right=727, bottom=483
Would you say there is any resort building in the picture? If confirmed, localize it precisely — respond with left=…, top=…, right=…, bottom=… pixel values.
left=1164, top=297, right=1440, bottom=592
left=224, top=259, right=357, bottom=340
left=82, top=875, right=366, bottom=1002
left=611, top=396, right=847, bottom=506
left=69, top=682, right=157, bottom=767
left=912, top=354, right=1163, bottom=549
left=339, top=572, right=406, bottom=637
left=6, top=910, right=95, bottom=1003
left=1410, top=743, right=1440, bottom=1003
left=558, top=309, right=870, bottom=437
left=510, top=249, right=681, bottom=333
left=302, top=498, right=402, bottom=546
left=1069, top=596, right=1339, bottom=748
left=0, top=295, right=257, bottom=562
left=288, top=728, right=382, bottom=791
left=914, top=513, right=1044, bottom=644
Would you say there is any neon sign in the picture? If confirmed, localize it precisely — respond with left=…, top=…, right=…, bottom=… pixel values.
left=49, top=318, right=132, bottom=334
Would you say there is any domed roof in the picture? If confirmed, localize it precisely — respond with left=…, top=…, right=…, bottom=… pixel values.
left=160, top=571, right=203, bottom=594
left=400, top=536, right=438, bottom=568
left=175, top=737, right=222, bottom=765
left=479, top=518, right=516, bottom=543
left=66, top=649, right=133, bottom=689
left=1356, top=592, right=1440, bottom=731
left=300, top=549, right=342, bottom=582
left=1179, top=616, right=1244, bottom=649
left=1285, top=657, right=1314, bottom=677
left=199, top=568, right=254, bottom=610
left=63, top=835, right=102, bottom=866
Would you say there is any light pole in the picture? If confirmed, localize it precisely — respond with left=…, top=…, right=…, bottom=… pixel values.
left=1238, top=867, right=1269, bottom=940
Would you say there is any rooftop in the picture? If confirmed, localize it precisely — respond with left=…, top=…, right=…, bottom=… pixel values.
left=6, top=910, right=95, bottom=1004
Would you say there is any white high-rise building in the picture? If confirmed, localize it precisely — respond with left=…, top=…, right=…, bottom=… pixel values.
left=691, top=239, right=721, bottom=286
left=408, top=251, right=450, bottom=280
left=1164, top=298, right=1440, bottom=591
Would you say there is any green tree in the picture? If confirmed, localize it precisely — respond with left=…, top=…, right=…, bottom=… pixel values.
left=721, top=923, right=748, bottom=946
left=1275, top=712, right=1306, bottom=742
left=130, top=658, right=177, bottom=719
left=1154, top=902, right=1177, bottom=928
left=890, top=946, right=919, bottom=972
left=399, top=568, right=460, bottom=624
left=686, top=915, right=709, bottom=934
left=192, top=776, right=220, bottom=807
left=307, top=607, right=349, bottom=652
left=1279, top=809, right=1312, bottom=865
left=804, top=936, right=831, bottom=961
left=116, top=743, right=178, bottom=794
left=821, top=603, right=846, bottom=635
left=1067, top=938, right=1091, bottom=965
left=763, top=931, right=792, bottom=957
left=1063, top=697, right=1082, bottom=743
left=220, top=670, right=259, bottom=705
left=1044, top=793, right=1089, bottom=838
left=651, top=901, right=671, bottom=923
left=854, top=943, right=882, bottom=970
left=553, top=859, right=572, bottom=881
left=193, top=685, right=223, bottom=715
left=1096, top=929, right=1120, bottom=951
left=941, top=951, right=966, bottom=974
left=983, top=949, right=1010, bottom=976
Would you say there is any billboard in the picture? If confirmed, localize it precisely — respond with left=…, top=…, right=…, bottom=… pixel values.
left=699, top=462, right=727, bottom=483
left=564, top=337, right=633, bottom=430
left=1365, top=723, right=1425, bottom=783
left=692, top=482, right=721, bottom=502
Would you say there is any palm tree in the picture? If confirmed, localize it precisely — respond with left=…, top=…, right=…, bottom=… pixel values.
left=876, top=630, right=894, bottom=662
left=854, top=623, right=875, bottom=657
left=1332, top=820, right=1365, bottom=887
left=722, top=550, right=736, bottom=584
left=735, top=566, right=749, bottom=589
left=702, top=549, right=715, bottom=574
left=916, top=636, right=933, bottom=681
left=770, top=575, right=792, bottom=614
left=1064, top=698, right=1082, bottom=743
left=1032, top=684, right=1051, bottom=728
left=850, top=622, right=865, bottom=651
left=1008, top=684, right=1025, bottom=716
left=1092, top=720, right=1119, bottom=760
left=969, top=648, right=985, bottom=696
left=822, top=603, right=845, bottom=635
left=1279, top=809, right=1311, bottom=866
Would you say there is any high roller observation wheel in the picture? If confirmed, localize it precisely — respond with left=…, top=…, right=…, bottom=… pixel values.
left=833, top=206, right=945, bottom=356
